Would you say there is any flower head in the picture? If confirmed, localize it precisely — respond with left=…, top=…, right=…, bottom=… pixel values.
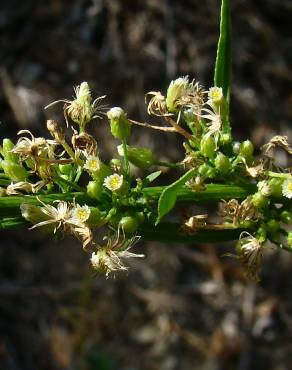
left=208, top=86, right=223, bottom=104
left=75, top=81, right=92, bottom=105
left=282, top=176, right=292, bottom=199
left=104, top=173, right=123, bottom=192
left=84, top=155, right=101, bottom=172
left=107, top=107, right=124, bottom=120
left=71, top=204, right=91, bottom=224
left=46, top=82, right=106, bottom=128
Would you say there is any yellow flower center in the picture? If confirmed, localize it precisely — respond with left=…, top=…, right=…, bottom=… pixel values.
left=109, top=177, right=121, bottom=189
left=88, top=159, right=99, bottom=171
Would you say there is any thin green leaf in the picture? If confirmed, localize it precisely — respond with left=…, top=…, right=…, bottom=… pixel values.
left=156, top=169, right=195, bottom=225
left=214, top=0, right=231, bottom=103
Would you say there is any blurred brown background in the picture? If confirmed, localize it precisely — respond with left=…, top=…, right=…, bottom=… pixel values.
left=1, top=1, right=292, bottom=369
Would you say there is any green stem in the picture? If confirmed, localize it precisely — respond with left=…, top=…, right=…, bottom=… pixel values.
left=122, top=139, right=130, bottom=178
left=0, top=179, right=10, bottom=186
left=268, top=171, right=291, bottom=179
left=153, top=161, right=181, bottom=168
left=143, top=183, right=255, bottom=202
left=54, top=175, right=84, bottom=192
left=140, top=222, right=244, bottom=243
left=74, top=166, right=83, bottom=183
left=61, top=141, right=83, bottom=166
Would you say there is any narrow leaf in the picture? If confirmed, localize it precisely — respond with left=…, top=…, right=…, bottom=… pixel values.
left=156, top=169, right=195, bottom=224
left=214, top=0, right=231, bottom=103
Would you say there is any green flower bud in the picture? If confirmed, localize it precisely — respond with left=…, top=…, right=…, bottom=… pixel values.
left=107, top=107, right=131, bottom=140
left=58, top=163, right=72, bottom=176
left=119, top=216, right=139, bottom=234
left=214, top=152, right=230, bottom=174
left=0, top=187, right=6, bottom=197
left=166, top=77, right=189, bottom=112
left=240, top=140, right=254, bottom=158
left=266, top=219, right=280, bottom=233
left=268, top=178, right=283, bottom=197
left=183, top=108, right=196, bottom=124
left=200, top=135, right=216, bottom=159
left=207, top=167, right=216, bottom=179
left=288, top=232, right=292, bottom=248
left=220, top=133, right=232, bottom=146
left=256, top=225, right=267, bottom=242
left=117, top=145, right=154, bottom=169
left=1, top=160, right=28, bottom=181
left=252, top=192, right=269, bottom=208
left=135, top=211, right=145, bottom=224
left=87, top=179, right=103, bottom=200
left=198, top=163, right=216, bottom=178
left=280, top=210, right=292, bottom=224
left=198, top=163, right=211, bottom=176
left=232, top=141, right=241, bottom=155
left=2, top=139, right=18, bottom=163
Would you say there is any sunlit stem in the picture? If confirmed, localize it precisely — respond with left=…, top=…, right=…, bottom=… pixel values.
left=122, top=138, right=130, bottom=178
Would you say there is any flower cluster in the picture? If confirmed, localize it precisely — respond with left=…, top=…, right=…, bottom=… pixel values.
left=0, top=80, right=291, bottom=280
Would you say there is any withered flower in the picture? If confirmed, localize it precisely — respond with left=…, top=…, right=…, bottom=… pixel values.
left=90, top=231, right=143, bottom=277
left=261, top=135, right=292, bottom=156
left=237, top=232, right=263, bottom=281
left=219, top=197, right=260, bottom=225
left=72, top=131, right=98, bottom=156
left=146, top=91, right=167, bottom=116
left=11, top=130, right=55, bottom=162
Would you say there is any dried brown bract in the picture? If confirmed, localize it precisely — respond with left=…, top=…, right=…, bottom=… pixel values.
left=261, top=135, right=292, bottom=156
left=182, top=214, right=208, bottom=234
left=219, top=197, right=260, bottom=225
left=237, top=232, right=263, bottom=281
left=72, top=132, right=98, bottom=157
